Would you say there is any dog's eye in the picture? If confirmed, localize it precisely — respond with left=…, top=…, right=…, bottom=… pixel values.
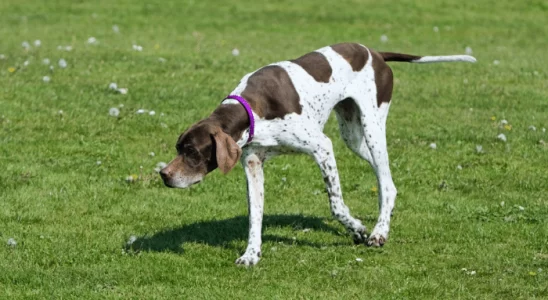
left=183, top=147, right=203, bottom=166
left=183, top=146, right=198, bottom=156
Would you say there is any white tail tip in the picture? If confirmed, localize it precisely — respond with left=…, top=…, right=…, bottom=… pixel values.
left=413, top=55, right=477, bottom=64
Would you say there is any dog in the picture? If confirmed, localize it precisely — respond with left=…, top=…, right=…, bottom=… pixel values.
left=159, top=43, right=476, bottom=266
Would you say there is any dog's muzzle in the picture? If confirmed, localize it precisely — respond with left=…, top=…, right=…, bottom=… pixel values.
left=159, top=168, right=202, bottom=188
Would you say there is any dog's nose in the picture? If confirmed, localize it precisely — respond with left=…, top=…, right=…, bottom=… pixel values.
left=159, top=168, right=174, bottom=188
left=159, top=168, right=169, bottom=180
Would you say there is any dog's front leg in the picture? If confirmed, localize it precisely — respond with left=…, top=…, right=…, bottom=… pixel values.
left=235, top=150, right=265, bottom=266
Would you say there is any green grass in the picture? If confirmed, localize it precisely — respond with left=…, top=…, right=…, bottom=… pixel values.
left=1, top=0, right=547, bottom=298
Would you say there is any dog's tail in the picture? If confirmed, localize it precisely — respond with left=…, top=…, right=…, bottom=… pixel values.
left=379, top=52, right=477, bottom=64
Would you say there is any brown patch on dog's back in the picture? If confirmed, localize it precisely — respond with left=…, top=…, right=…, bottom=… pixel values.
left=371, top=50, right=393, bottom=107
left=241, top=65, right=301, bottom=119
left=291, top=52, right=332, bottom=83
left=331, top=43, right=369, bottom=71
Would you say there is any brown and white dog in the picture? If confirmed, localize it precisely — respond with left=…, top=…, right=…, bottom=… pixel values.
left=159, top=43, right=476, bottom=266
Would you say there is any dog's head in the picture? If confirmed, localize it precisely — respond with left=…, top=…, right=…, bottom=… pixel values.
left=159, top=121, right=242, bottom=188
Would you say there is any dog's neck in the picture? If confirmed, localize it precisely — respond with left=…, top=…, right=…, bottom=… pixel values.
left=208, top=103, right=250, bottom=147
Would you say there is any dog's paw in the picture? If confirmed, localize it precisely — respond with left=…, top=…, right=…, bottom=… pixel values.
left=366, top=233, right=386, bottom=247
left=351, top=226, right=368, bottom=244
left=235, top=252, right=261, bottom=266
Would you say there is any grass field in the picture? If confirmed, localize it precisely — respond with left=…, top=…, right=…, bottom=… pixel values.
left=1, top=0, right=547, bottom=298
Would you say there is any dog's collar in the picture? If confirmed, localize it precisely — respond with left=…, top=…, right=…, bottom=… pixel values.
left=222, top=95, right=255, bottom=144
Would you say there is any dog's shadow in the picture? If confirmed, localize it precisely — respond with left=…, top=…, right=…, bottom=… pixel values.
left=128, top=214, right=346, bottom=253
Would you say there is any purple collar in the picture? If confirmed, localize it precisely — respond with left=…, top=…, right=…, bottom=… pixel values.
left=223, top=95, right=255, bottom=144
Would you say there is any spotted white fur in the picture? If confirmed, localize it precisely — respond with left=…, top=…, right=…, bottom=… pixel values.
left=189, top=44, right=473, bottom=266
left=224, top=45, right=392, bottom=266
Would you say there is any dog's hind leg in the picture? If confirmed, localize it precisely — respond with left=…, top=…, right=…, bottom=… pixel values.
left=348, top=94, right=397, bottom=247
left=338, top=64, right=397, bottom=246
left=362, top=117, right=397, bottom=246
left=304, top=131, right=368, bottom=244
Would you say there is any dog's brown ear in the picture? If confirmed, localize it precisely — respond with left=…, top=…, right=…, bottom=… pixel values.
left=213, top=130, right=242, bottom=174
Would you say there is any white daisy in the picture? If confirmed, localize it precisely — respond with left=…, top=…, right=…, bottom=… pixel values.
left=34, top=40, right=41, bottom=47
left=497, top=133, right=507, bottom=142
left=232, top=48, right=240, bottom=56
left=154, top=162, right=167, bottom=172
left=465, top=46, right=473, bottom=55
left=58, top=59, right=67, bottom=68
left=7, top=238, right=17, bottom=247
left=126, top=235, right=137, bottom=245
left=380, top=34, right=388, bottom=43
left=109, top=107, right=120, bottom=117
left=87, top=37, right=98, bottom=44
left=43, top=76, right=50, bottom=83
left=125, top=175, right=137, bottom=182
